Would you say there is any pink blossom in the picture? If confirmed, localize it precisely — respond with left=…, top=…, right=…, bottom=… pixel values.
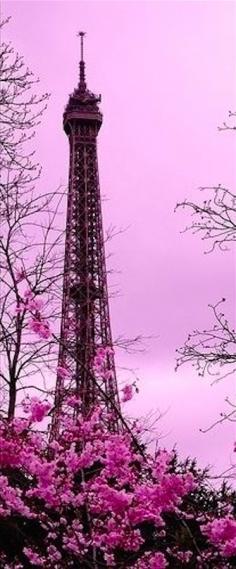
left=57, top=365, right=71, bottom=379
left=121, top=384, right=133, bottom=402
left=47, top=545, right=62, bottom=562
left=104, top=369, right=114, bottom=382
left=14, top=301, right=26, bottom=314
left=91, top=483, right=132, bottom=515
left=15, top=268, right=27, bottom=283
left=28, top=317, right=51, bottom=339
left=104, top=346, right=114, bottom=356
left=96, top=347, right=107, bottom=358
left=23, top=396, right=51, bottom=423
left=30, top=398, right=51, bottom=422
left=201, top=517, right=236, bottom=557
left=15, top=288, right=43, bottom=314
left=0, top=439, right=19, bottom=467
left=66, top=395, right=82, bottom=408
left=96, top=346, right=114, bottom=358
left=134, top=551, right=167, bottom=568
left=11, top=418, right=29, bottom=434
left=0, top=476, right=32, bottom=518
left=152, top=450, right=172, bottom=480
left=0, top=398, right=233, bottom=567
left=104, top=552, right=115, bottom=566
left=94, top=355, right=104, bottom=369
left=23, top=288, right=34, bottom=301
left=28, top=297, right=44, bottom=312
left=23, top=548, right=44, bottom=566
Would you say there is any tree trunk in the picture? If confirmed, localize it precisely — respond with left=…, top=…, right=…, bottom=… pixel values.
left=8, top=379, right=16, bottom=421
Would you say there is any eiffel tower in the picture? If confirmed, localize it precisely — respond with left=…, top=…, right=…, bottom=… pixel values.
left=51, top=33, right=121, bottom=437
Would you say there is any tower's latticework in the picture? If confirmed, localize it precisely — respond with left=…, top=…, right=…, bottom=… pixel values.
left=51, top=33, right=121, bottom=437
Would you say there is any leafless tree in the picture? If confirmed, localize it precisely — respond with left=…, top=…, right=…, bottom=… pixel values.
left=0, top=187, right=66, bottom=419
left=0, top=17, right=49, bottom=187
left=0, top=18, right=66, bottom=419
left=176, top=113, right=236, bottom=427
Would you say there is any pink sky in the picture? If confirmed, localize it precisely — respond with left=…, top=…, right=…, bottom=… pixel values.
left=3, top=0, right=236, bottom=476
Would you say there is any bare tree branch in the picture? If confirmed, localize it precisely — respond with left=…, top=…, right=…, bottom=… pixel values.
left=176, top=299, right=236, bottom=382
left=176, top=112, right=236, bottom=436
left=218, top=110, right=236, bottom=131
left=175, top=185, right=236, bottom=253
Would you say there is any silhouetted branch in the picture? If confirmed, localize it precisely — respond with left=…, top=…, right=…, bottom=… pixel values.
left=200, top=396, right=236, bottom=434
left=113, top=333, right=154, bottom=354
left=176, top=185, right=236, bottom=253
left=218, top=110, right=236, bottom=131
left=176, top=111, right=236, bottom=439
left=0, top=17, right=49, bottom=180
left=176, top=299, right=236, bottom=381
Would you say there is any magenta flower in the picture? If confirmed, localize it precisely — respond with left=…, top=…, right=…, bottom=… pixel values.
left=28, top=297, right=44, bottom=312
left=57, top=366, right=71, bottom=380
left=23, top=548, right=44, bottom=566
left=66, top=395, right=82, bottom=408
left=15, top=268, right=27, bottom=283
left=134, top=551, right=167, bottom=568
left=121, top=384, right=133, bottom=402
left=14, top=301, right=26, bottom=314
left=201, top=517, right=236, bottom=557
left=104, top=369, right=114, bottom=382
left=22, top=396, right=51, bottom=423
left=29, top=398, right=51, bottom=423
left=24, top=288, right=34, bottom=301
left=28, top=317, right=51, bottom=339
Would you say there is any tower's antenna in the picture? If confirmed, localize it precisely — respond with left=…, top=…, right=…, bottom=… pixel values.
left=77, top=31, right=86, bottom=88
left=78, top=31, right=85, bottom=61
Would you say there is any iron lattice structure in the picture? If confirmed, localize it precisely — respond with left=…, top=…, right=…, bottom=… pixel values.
left=51, top=34, right=121, bottom=437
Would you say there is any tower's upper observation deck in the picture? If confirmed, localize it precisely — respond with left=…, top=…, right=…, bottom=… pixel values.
left=63, top=32, right=102, bottom=133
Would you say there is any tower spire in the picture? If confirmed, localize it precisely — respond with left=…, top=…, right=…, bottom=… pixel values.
left=78, top=31, right=86, bottom=90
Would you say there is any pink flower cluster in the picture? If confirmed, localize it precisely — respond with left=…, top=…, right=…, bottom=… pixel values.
left=23, top=548, right=44, bottom=567
left=22, top=396, right=51, bottom=423
left=57, top=365, right=71, bottom=380
left=134, top=551, right=167, bottom=569
left=92, top=346, right=115, bottom=383
left=15, top=267, right=27, bottom=283
left=202, top=516, right=236, bottom=557
left=15, top=288, right=43, bottom=314
left=0, top=396, right=234, bottom=568
left=121, top=383, right=133, bottom=402
left=28, top=317, right=51, bottom=339
left=14, top=287, right=52, bottom=340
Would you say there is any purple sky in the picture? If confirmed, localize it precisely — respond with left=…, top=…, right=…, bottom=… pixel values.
left=3, top=0, right=236, bottom=475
